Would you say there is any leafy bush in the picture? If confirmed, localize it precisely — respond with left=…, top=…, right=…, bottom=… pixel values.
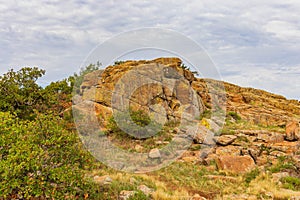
left=281, top=176, right=300, bottom=191
left=227, top=111, right=242, bottom=121
left=71, top=63, right=101, bottom=94
left=199, top=110, right=212, bottom=120
left=0, top=67, right=45, bottom=119
left=0, top=112, right=102, bottom=199
left=269, top=156, right=296, bottom=173
left=244, top=168, right=260, bottom=186
left=106, top=109, right=152, bottom=138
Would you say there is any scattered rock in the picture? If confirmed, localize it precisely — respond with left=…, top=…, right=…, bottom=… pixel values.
left=215, top=135, right=237, bottom=146
left=134, top=144, right=143, bottom=152
left=256, top=155, right=269, bottom=166
left=272, top=172, right=289, bottom=182
left=192, top=193, right=207, bottom=200
left=93, top=175, right=112, bottom=185
left=149, top=148, right=161, bottom=159
left=119, top=190, right=136, bottom=200
left=215, top=146, right=241, bottom=156
left=155, top=141, right=163, bottom=145
left=269, top=150, right=287, bottom=157
left=181, top=156, right=199, bottom=163
left=137, top=185, right=154, bottom=196
left=216, top=155, right=256, bottom=173
left=269, top=141, right=300, bottom=154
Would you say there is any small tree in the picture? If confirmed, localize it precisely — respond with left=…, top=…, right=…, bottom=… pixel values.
left=0, top=67, right=45, bottom=118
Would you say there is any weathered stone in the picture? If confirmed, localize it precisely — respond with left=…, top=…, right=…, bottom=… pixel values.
left=73, top=94, right=83, bottom=105
left=191, top=194, right=207, bottom=200
left=267, top=132, right=285, bottom=143
left=137, top=185, right=154, bottom=195
left=181, top=156, right=199, bottom=163
left=149, top=148, right=161, bottom=159
left=215, top=146, right=241, bottom=156
left=119, top=190, right=136, bottom=200
left=93, top=175, right=112, bottom=185
left=134, top=144, right=143, bottom=152
left=269, top=150, right=287, bottom=157
left=256, top=155, right=269, bottom=166
left=215, top=135, right=237, bottom=146
left=286, top=120, right=300, bottom=141
left=80, top=70, right=103, bottom=93
left=216, top=155, right=256, bottom=173
left=269, top=141, right=300, bottom=154
left=193, top=125, right=210, bottom=144
left=272, top=172, right=289, bottom=182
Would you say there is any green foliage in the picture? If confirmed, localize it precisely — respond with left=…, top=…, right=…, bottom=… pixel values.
left=0, top=112, right=102, bottom=199
left=199, top=109, right=212, bottom=120
left=129, top=109, right=151, bottom=127
left=244, top=168, right=260, bottom=186
left=227, top=111, right=242, bottom=121
left=106, top=109, right=152, bottom=138
left=180, top=63, right=199, bottom=76
left=72, top=63, right=101, bottom=93
left=113, top=60, right=125, bottom=66
left=0, top=67, right=45, bottom=119
left=42, top=79, right=73, bottom=114
left=128, top=191, right=150, bottom=200
left=269, top=156, right=296, bottom=173
left=281, top=176, right=300, bottom=191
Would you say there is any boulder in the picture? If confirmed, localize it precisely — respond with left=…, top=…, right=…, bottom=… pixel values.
left=216, top=155, right=256, bottom=173
left=215, top=135, right=237, bottom=146
left=149, top=148, right=161, bottom=159
left=285, top=120, right=300, bottom=141
left=137, top=185, right=154, bottom=195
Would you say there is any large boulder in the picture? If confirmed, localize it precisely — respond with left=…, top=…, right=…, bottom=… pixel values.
left=285, top=120, right=300, bottom=141
left=216, top=155, right=256, bottom=173
left=78, top=58, right=205, bottom=128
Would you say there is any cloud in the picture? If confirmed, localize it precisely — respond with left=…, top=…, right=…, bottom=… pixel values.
left=0, top=0, right=299, bottom=99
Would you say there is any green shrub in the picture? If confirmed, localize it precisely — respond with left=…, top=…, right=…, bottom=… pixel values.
left=0, top=112, right=102, bottom=199
left=268, top=156, right=296, bottom=173
left=244, top=168, right=260, bottom=186
left=227, top=111, right=242, bottom=121
left=199, top=110, right=212, bottom=120
left=281, top=176, right=300, bottom=191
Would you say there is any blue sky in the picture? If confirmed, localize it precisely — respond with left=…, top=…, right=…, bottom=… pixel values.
left=0, top=0, right=299, bottom=100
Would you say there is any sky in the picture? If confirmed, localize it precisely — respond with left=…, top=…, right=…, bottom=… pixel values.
left=0, top=0, right=299, bottom=100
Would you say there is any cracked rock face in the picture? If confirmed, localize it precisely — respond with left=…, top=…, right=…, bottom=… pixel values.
left=75, top=58, right=206, bottom=132
left=285, top=120, right=300, bottom=141
left=71, top=57, right=300, bottom=174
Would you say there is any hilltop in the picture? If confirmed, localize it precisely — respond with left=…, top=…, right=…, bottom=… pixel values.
left=70, top=57, right=300, bottom=199
left=1, top=58, right=299, bottom=199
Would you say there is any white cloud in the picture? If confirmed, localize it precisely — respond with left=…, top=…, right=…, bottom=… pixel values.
left=0, top=0, right=299, bottom=99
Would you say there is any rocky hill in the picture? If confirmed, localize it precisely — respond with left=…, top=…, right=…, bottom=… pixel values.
left=76, top=57, right=299, bottom=127
left=72, top=57, right=300, bottom=199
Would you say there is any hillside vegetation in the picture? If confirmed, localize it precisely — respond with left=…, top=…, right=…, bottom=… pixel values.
left=0, top=58, right=300, bottom=199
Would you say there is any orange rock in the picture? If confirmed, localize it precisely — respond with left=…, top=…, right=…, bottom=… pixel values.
left=216, top=155, right=256, bottom=173
left=285, top=120, right=300, bottom=141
